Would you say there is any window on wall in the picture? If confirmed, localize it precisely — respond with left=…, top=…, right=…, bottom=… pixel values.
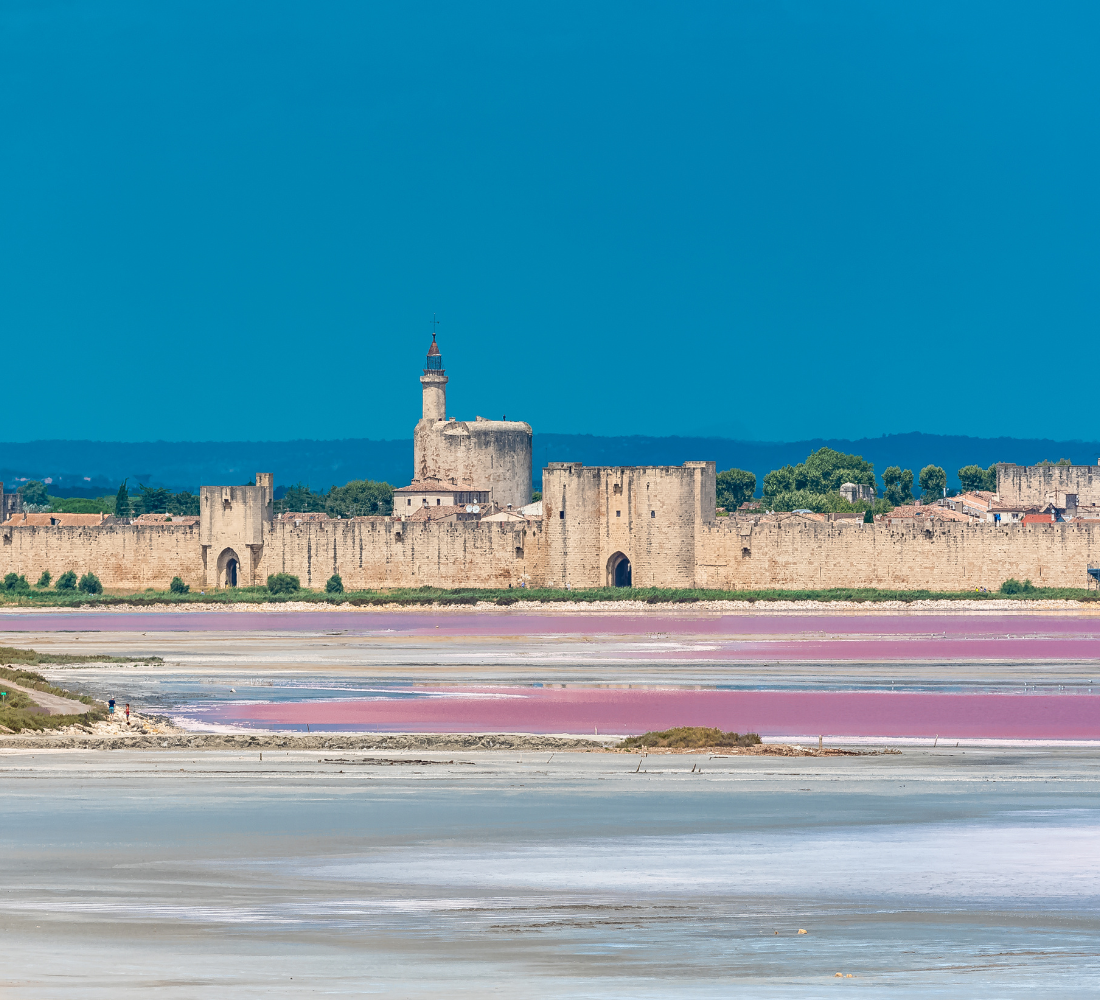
left=616, top=510, right=621, bottom=517
left=436, top=498, right=441, bottom=505
left=559, top=510, right=564, bottom=519
left=650, top=510, right=655, bottom=517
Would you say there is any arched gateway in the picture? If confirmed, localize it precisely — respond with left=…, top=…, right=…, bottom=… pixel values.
left=217, top=548, right=241, bottom=588
left=607, top=552, right=632, bottom=587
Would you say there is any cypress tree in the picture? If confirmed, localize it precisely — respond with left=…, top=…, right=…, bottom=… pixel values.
left=115, top=480, right=130, bottom=520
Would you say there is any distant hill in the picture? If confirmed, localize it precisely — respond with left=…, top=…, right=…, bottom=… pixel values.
left=0, top=432, right=1093, bottom=497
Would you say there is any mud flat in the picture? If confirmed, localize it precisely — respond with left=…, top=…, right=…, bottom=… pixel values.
left=2, top=745, right=1098, bottom=998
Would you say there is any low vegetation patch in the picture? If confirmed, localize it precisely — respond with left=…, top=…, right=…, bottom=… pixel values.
left=0, top=583, right=1097, bottom=607
left=0, top=664, right=107, bottom=733
left=619, top=727, right=762, bottom=749
left=0, top=645, right=162, bottom=666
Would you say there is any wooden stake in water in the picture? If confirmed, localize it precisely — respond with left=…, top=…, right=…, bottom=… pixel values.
left=818, top=735, right=823, bottom=751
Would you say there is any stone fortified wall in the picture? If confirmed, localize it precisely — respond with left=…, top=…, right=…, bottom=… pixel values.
left=1, top=522, right=204, bottom=590
left=257, top=516, right=542, bottom=590
left=5, top=460, right=1100, bottom=593
left=693, top=517, right=1100, bottom=591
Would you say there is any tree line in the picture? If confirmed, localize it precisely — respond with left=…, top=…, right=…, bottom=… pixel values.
left=276, top=479, right=394, bottom=517
left=713, top=449, right=1067, bottom=514
left=12, top=477, right=395, bottom=518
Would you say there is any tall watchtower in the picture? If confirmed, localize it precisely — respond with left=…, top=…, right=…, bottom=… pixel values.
left=411, top=332, right=533, bottom=510
left=420, top=333, right=448, bottom=421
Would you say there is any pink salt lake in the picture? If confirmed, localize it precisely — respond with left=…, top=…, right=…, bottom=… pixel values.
left=9, top=609, right=1100, bottom=738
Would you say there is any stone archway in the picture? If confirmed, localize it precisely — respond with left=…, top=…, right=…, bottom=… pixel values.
left=607, top=551, right=632, bottom=588
left=217, top=547, right=241, bottom=588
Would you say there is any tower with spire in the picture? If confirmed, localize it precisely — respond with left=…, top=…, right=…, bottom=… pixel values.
left=411, top=326, right=533, bottom=510
left=420, top=333, right=448, bottom=421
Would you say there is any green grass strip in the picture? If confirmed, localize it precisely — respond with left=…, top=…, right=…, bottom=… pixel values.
left=0, top=584, right=1097, bottom=606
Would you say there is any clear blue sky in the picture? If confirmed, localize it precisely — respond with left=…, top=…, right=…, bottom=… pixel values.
left=2, top=2, right=1097, bottom=443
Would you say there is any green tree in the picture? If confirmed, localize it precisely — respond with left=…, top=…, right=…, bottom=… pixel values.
left=863, top=508, right=874, bottom=524
left=716, top=468, right=756, bottom=510
left=325, top=573, right=344, bottom=594
left=55, top=570, right=77, bottom=591
left=18, top=481, right=49, bottom=506
left=1036, top=458, right=1073, bottom=466
left=881, top=467, right=914, bottom=506
left=281, top=483, right=326, bottom=513
left=36, top=570, right=51, bottom=588
left=762, top=448, right=876, bottom=507
left=918, top=465, right=947, bottom=500
left=50, top=496, right=115, bottom=514
left=267, top=573, right=300, bottom=594
left=168, top=491, right=199, bottom=516
left=115, top=481, right=131, bottom=520
left=3, top=572, right=28, bottom=592
left=959, top=464, right=994, bottom=490
left=531, top=490, right=542, bottom=502
left=325, top=479, right=395, bottom=517
left=78, top=572, right=102, bottom=595
left=137, top=484, right=171, bottom=515
left=170, top=576, right=190, bottom=594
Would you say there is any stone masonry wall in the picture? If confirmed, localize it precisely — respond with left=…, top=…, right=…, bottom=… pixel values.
left=257, top=516, right=544, bottom=590
left=694, top=517, right=1100, bottom=590
left=1, top=518, right=543, bottom=592
left=0, top=524, right=204, bottom=590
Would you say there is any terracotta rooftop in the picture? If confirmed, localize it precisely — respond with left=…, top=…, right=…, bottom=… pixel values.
left=131, top=514, right=200, bottom=526
left=403, top=505, right=481, bottom=523
left=3, top=512, right=111, bottom=527
left=886, top=504, right=973, bottom=522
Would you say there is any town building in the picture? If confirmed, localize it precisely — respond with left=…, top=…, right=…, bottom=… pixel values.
left=839, top=482, right=875, bottom=504
left=393, top=477, right=491, bottom=516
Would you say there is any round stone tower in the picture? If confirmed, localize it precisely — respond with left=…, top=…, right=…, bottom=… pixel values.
left=412, top=334, right=533, bottom=510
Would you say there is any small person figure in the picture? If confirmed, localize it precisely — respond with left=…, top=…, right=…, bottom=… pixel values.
left=108, top=698, right=116, bottom=715
left=125, top=703, right=131, bottom=726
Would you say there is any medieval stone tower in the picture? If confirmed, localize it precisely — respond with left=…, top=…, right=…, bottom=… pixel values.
left=412, top=333, right=533, bottom=510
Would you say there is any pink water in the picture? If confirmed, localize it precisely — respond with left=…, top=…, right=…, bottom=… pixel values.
left=8, top=610, right=1100, bottom=661
left=12, top=610, right=1100, bottom=738
left=212, top=688, right=1100, bottom=739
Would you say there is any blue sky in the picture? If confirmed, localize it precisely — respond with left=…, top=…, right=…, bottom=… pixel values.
left=2, top=2, right=1097, bottom=443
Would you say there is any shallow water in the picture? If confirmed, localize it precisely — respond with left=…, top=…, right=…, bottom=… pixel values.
left=14, top=609, right=1100, bottom=737
left=2, top=747, right=1098, bottom=997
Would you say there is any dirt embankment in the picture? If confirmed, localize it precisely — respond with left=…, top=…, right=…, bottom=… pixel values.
left=0, top=728, right=898, bottom=755
left=0, top=730, right=612, bottom=752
